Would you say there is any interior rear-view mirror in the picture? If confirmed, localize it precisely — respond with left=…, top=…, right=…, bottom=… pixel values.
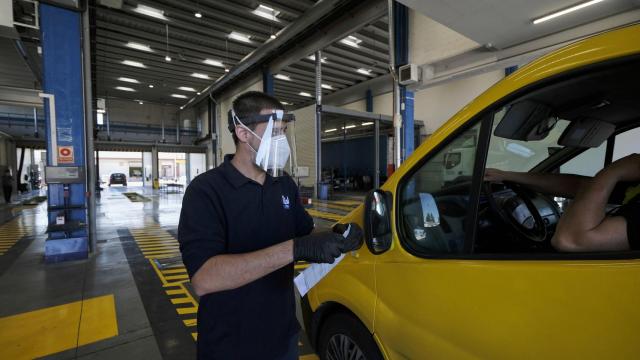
left=494, top=100, right=555, bottom=141
left=364, top=189, right=392, bottom=254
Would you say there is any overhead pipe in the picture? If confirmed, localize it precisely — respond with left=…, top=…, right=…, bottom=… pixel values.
left=388, top=0, right=402, bottom=169
left=176, top=116, right=180, bottom=144
left=183, top=0, right=346, bottom=109
left=315, top=50, right=322, bottom=197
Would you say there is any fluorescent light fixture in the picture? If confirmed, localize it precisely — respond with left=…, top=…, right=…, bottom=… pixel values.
left=321, top=84, right=332, bottom=90
left=270, top=34, right=276, bottom=39
left=343, top=125, right=356, bottom=129
left=357, top=68, right=372, bottom=75
left=125, top=42, right=153, bottom=52
left=115, top=86, right=135, bottom=92
left=165, top=55, right=172, bottom=62
left=224, top=68, right=230, bottom=73
left=362, top=122, right=374, bottom=126
left=122, top=60, right=146, bottom=68
left=197, top=92, right=201, bottom=95
left=178, top=86, right=197, bottom=92
left=180, top=106, right=185, bottom=110
left=533, top=0, right=605, bottom=24
left=96, top=109, right=106, bottom=114
left=340, top=35, right=362, bottom=48
left=117, top=77, right=139, bottom=83
left=194, top=11, right=202, bottom=18
left=299, top=92, right=312, bottom=97
left=133, top=4, right=168, bottom=21
left=97, top=113, right=104, bottom=125
left=281, top=101, right=291, bottom=105
left=191, top=73, right=211, bottom=79
left=324, top=128, right=337, bottom=133
left=274, top=74, right=291, bottom=81
left=203, top=58, right=224, bottom=67
left=307, top=54, right=327, bottom=63
left=252, top=4, right=280, bottom=21
left=228, top=31, right=252, bottom=43
left=138, top=100, right=144, bottom=105
left=148, top=84, right=154, bottom=88
left=171, top=94, right=188, bottom=99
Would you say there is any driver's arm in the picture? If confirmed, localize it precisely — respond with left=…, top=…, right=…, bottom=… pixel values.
left=485, top=168, right=589, bottom=198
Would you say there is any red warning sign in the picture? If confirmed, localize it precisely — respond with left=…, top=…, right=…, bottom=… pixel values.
left=58, top=146, right=74, bottom=164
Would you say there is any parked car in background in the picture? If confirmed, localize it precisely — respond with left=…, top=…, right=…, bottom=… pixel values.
left=109, top=173, right=127, bottom=187
left=303, top=24, right=640, bottom=360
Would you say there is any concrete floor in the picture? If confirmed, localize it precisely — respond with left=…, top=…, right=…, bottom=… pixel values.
left=0, top=185, right=361, bottom=360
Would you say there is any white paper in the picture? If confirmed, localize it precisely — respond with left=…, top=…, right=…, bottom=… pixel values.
left=295, top=254, right=345, bottom=297
left=294, top=225, right=350, bottom=297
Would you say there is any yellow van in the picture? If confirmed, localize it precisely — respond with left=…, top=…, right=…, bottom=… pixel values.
left=303, top=24, right=640, bottom=360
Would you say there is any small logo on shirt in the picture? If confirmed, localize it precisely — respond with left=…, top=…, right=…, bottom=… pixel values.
left=282, top=195, right=290, bottom=210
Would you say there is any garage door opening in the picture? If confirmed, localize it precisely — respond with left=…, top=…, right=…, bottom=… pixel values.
left=319, top=106, right=423, bottom=197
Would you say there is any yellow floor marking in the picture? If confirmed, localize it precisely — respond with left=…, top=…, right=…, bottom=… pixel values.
left=0, top=294, right=118, bottom=360
left=183, top=318, right=197, bottom=327
left=299, top=354, right=320, bottom=360
left=165, top=274, right=189, bottom=281
left=329, top=199, right=362, bottom=206
left=192, top=332, right=198, bottom=341
left=305, top=209, right=343, bottom=221
left=139, top=244, right=180, bottom=249
left=143, top=251, right=180, bottom=256
left=171, top=297, right=193, bottom=305
left=313, top=202, right=356, bottom=212
left=176, top=307, right=198, bottom=315
left=166, top=289, right=187, bottom=296
left=162, top=268, right=187, bottom=275
left=294, top=264, right=310, bottom=271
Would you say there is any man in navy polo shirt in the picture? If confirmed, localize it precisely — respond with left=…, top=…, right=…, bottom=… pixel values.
left=178, top=91, right=362, bottom=359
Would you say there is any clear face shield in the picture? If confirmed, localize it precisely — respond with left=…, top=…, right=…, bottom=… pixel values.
left=230, top=109, right=298, bottom=178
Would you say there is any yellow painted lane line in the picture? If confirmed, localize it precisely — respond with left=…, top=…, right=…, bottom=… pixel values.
left=0, top=294, right=118, bottom=359
left=162, top=268, right=188, bottom=275
left=313, top=202, right=356, bottom=212
left=166, top=289, right=187, bottom=296
left=165, top=274, right=189, bottom=281
left=330, top=200, right=362, bottom=206
left=183, top=318, right=197, bottom=327
left=299, top=355, right=320, bottom=360
left=139, top=246, right=180, bottom=251
left=305, top=209, right=343, bottom=222
left=176, top=307, right=198, bottom=315
left=170, top=297, right=193, bottom=305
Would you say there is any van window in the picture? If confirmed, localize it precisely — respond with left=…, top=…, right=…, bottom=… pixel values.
left=398, top=122, right=482, bottom=255
left=613, top=127, right=640, bottom=161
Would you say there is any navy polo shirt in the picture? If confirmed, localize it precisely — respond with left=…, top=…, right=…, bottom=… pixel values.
left=178, top=154, right=314, bottom=360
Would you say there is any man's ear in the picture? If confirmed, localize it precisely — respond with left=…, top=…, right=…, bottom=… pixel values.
left=235, top=126, right=249, bottom=143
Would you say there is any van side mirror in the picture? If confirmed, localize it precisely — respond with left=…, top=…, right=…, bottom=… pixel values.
left=364, top=189, right=392, bottom=254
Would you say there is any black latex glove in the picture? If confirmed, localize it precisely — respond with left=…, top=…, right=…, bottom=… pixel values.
left=293, top=231, right=344, bottom=263
left=332, top=223, right=364, bottom=252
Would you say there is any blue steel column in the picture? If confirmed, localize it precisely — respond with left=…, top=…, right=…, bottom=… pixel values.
left=394, top=1, right=414, bottom=161
left=40, top=4, right=88, bottom=261
left=262, top=67, right=274, bottom=95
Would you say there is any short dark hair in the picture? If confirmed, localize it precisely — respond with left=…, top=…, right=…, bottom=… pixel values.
left=229, top=91, right=284, bottom=145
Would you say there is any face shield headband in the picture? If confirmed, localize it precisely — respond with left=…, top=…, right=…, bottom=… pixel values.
left=229, top=108, right=294, bottom=176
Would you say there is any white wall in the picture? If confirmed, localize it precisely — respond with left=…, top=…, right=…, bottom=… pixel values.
left=291, top=105, right=317, bottom=187
left=216, top=75, right=263, bottom=163
left=106, top=99, right=179, bottom=127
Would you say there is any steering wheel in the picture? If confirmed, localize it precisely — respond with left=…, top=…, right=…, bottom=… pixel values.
left=483, top=180, right=548, bottom=245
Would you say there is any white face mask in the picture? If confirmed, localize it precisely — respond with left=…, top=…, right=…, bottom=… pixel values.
left=234, top=114, right=291, bottom=173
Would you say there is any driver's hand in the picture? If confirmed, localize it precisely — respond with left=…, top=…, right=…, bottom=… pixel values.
left=484, top=168, right=508, bottom=182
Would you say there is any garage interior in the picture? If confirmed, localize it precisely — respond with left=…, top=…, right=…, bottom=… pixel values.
left=0, top=0, right=639, bottom=359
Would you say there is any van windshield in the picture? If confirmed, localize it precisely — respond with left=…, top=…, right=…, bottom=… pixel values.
left=486, top=107, right=570, bottom=172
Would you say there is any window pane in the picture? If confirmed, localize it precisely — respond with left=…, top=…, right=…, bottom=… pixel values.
left=559, top=142, right=606, bottom=177
left=486, top=108, right=569, bottom=172
left=613, top=127, right=640, bottom=161
left=398, top=122, right=481, bottom=255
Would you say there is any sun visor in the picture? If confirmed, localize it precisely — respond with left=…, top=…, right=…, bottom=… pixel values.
left=494, top=100, right=554, bottom=141
left=558, top=118, right=615, bottom=148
